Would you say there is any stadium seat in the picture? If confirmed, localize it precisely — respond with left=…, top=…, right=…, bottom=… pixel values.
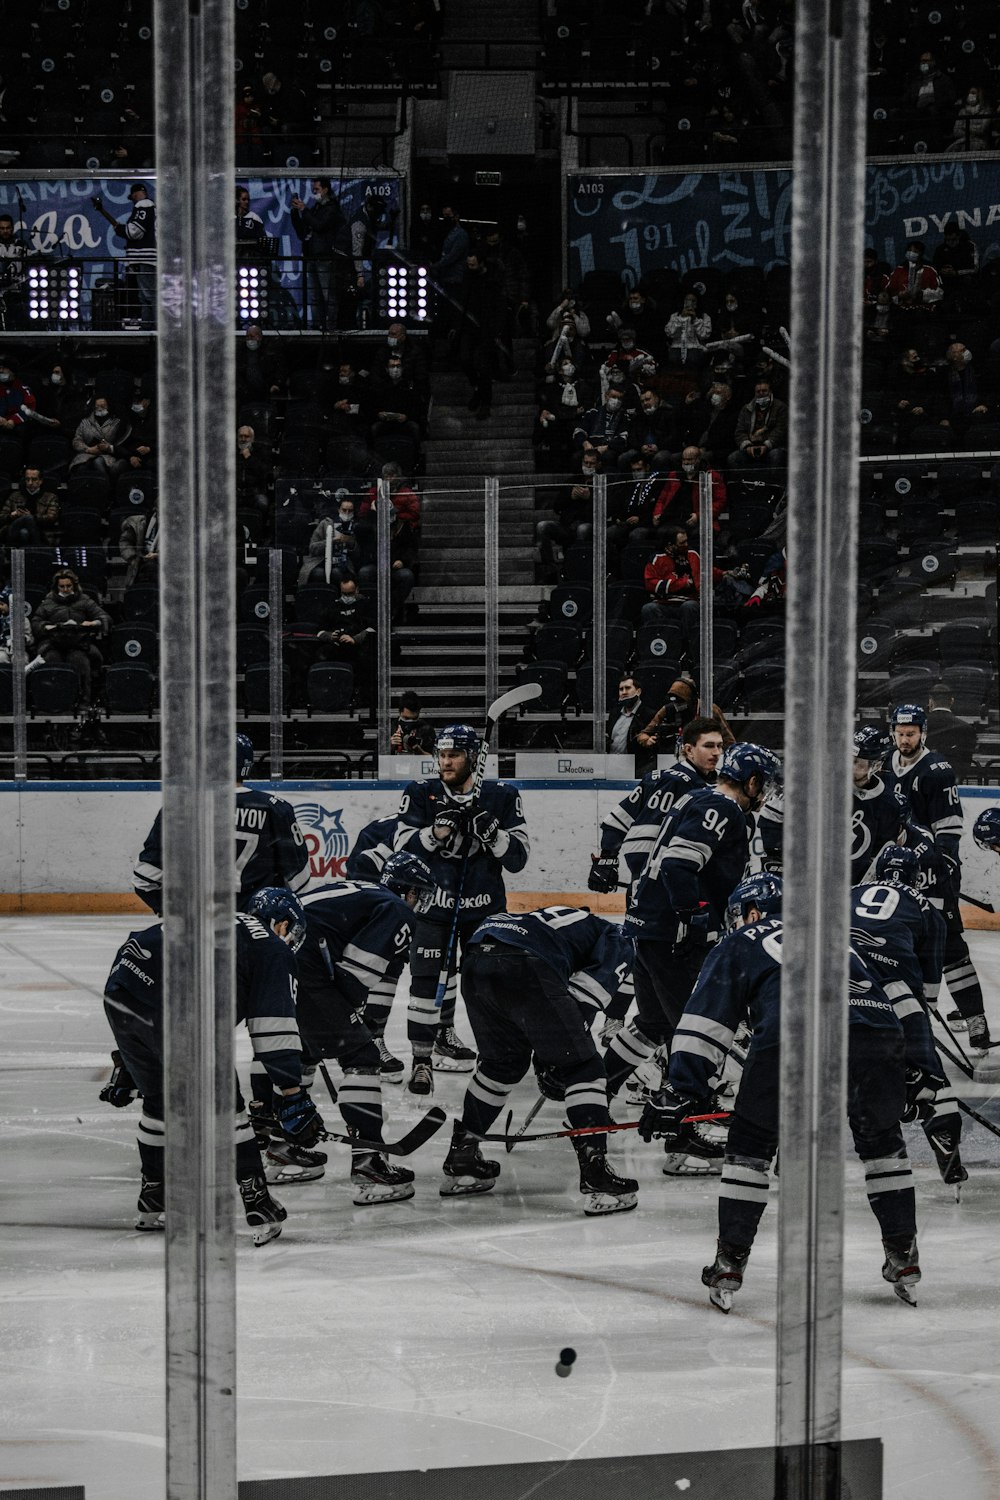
left=606, top=581, right=647, bottom=622
left=238, top=588, right=273, bottom=625
left=533, top=624, right=582, bottom=669
left=636, top=620, right=685, bottom=664
left=28, top=664, right=79, bottom=714
left=742, top=661, right=787, bottom=711
left=294, top=586, right=339, bottom=623
left=236, top=625, right=270, bottom=672
left=0, top=665, right=12, bottom=715
left=306, top=662, right=354, bottom=712
left=938, top=619, right=989, bottom=669
left=856, top=619, right=895, bottom=669
left=632, top=663, right=679, bottom=708
left=109, top=623, right=159, bottom=667
left=515, top=661, right=568, bottom=712
left=243, top=662, right=291, bottom=714
left=104, top=663, right=156, bottom=715
left=548, top=585, right=593, bottom=626
left=575, top=663, right=620, bottom=715
left=941, top=665, right=989, bottom=719
left=121, top=586, right=160, bottom=622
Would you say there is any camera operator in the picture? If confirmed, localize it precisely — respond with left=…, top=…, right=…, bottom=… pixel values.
left=390, top=691, right=436, bottom=756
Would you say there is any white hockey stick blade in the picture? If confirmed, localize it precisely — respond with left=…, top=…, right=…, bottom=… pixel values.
left=486, top=681, right=542, bottom=726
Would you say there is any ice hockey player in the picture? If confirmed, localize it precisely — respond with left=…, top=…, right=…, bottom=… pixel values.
left=973, top=807, right=1000, bottom=856
left=100, top=890, right=320, bottom=1245
left=394, top=723, right=530, bottom=1094
left=441, top=905, right=638, bottom=1215
left=345, top=814, right=398, bottom=884
left=133, top=732, right=310, bottom=913
left=287, top=852, right=437, bottom=1204
left=850, top=845, right=963, bottom=1189
left=587, top=717, right=726, bottom=899
left=639, top=874, right=923, bottom=1310
left=757, top=727, right=905, bottom=882
left=606, top=742, right=780, bottom=1173
left=897, top=815, right=993, bottom=1057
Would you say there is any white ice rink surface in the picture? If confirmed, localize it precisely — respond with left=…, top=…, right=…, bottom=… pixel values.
left=3, top=916, right=1000, bottom=1499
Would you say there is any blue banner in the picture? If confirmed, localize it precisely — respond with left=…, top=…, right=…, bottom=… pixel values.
left=567, top=160, right=1000, bottom=288
left=0, top=175, right=402, bottom=319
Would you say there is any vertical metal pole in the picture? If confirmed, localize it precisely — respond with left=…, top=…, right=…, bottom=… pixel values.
left=268, top=547, right=284, bottom=780
left=697, top=469, right=714, bottom=714
left=592, top=473, right=607, bottom=751
left=9, top=549, right=27, bottom=780
left=778, top=2, right=869, bottom=1497
left=376, top=476, right=392, bottom=755
left=485, top=478, right=500, bottom=725
left=155, top=2, right=237, bottom=1497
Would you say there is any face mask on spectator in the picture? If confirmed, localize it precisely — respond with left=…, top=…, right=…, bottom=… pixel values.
left=967, top=94, right=979, bottom=106
left=606, top=397, right=621, bottom=411
left=246, top=336, right=261, bottom=350
left=725, top=297, right=738, bottom=311
left=620, top=338, right=634, bottom=350
left=905, top=250, right=920, bottom=264
left=682, top=462, right=697, bottom=476
left=50, top=371, right=64, bottom=386
left=516, top=217, right=527, bottom=232
left=0, top=368, right=12, bottom=383
left=94, top=405, right=109, bottom=420
left=919, top=61, right=931, bottom=73
left=710, top=392, right=725, bottom=407
left=387, top=336, right=400, bottom=348
left=628, top=298, right=642, bottom=311
left=560, top=363, right=575, bottom=377
left=387, top=367, right=402, bottom=381
left=131, top=401, right=145, bottom=415
left=755, top=395, right=771, bottom=408
left=338, top=508, right=353, bottom=522
left=420, top=210, right=432, bottom=222
left=338, top=374, right=352, bottom=386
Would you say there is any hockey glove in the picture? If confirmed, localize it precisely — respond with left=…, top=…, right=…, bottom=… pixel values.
left=637, top=1084, right=695, bottom=1145
left=274, top=1088, right=324, bottom=1147
left=99, top=1050, right=139, bottom=1108
left=533, top=1056, right=566, bottom=1102
left=587, top=853, right=619, bottom=894
left=901, top=1066, right=945, bottom=1123
left=432, top=806, right=466, bottom=848
left=674, top=904, right=712, bottom=948
left=471, top=808, right=509, bottom=854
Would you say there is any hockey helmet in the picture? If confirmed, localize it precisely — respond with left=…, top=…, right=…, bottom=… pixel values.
left=435, top=723, right=481, bottom=761
left=874, top=844, right=920, bottom=889
left=717, top=742, right=782, bottom=797
left=889, top=702, right=927, bottom=731
left=381, top=851, right=437, bottom=914
left=726, top=872, right=783, bottom=929
left=853, top=726, right=891, bottom=768
left=246, top=887, right=307, bottom=951
left=236, top=731, right=255, bottom=781
left=973, top=807, right=1000, bottom=852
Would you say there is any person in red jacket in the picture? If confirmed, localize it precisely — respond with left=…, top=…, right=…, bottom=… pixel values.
left=651, top=447, right=727, bottom=534
left=885, top=241, right=943, bottom=314
left=640, top=524, right=736, bottom=657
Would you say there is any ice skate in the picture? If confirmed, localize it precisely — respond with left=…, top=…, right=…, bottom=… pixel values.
left=432, top=1026, right=476, bottom=1072
left=408, top=1056, right=434, bottom=1096
left=625, top=1050, right=665, bottom=1107
left=701, top=1241, right=750, bottom=1313
left=440, top=1124, right=500, bottom=1196
left=881, top=1236, right=920, bottom=1306
left=238, top=1173, right=287, bottom=1246
left=927, top=1125, right=968, bottom=1197
left=967, top=1015, right=994, bottom=1059
left=376, top=1035, right=405, bottom=1084
left=264, top=1138, right=327, bottom=1184
left=945, top=1009, right=968, bottom=1032
left=574, top=1140, right=638, bottom=1215
left=663, top=1121, right=726, bottom=1176
left=350, top=1150, right=416, bottom=1204
left=135, top=1176, right=165, bottom=1232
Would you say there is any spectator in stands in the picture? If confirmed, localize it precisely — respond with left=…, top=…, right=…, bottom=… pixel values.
left=236, top=324, right=285, bottom=404
left=534, top=354, right=591, bottom=470
left=606, top=671, right=679, bottom=774
left=681, top=379, right=739, bottom=464
left=607, top=455, right=671, bottom=550
left=458, top=249, right=505, bottom=420
left=257, top=71, right=314, bottom=166
left=545, top=288, right=590, bottom=341
left=357, top=463, right=420, bottom=621
left=1, top=467, right=59, bottom=546
left=650, top=447, right=727, bottom=535
left=714, top=287, right=761, bottom=372
left=535, top=452, right=600, bottom=576
left=540, top=309, right=590, bottom=382
left=664, top=289, right=712, bottom=368
left=0, top=214, right=32, bottom=329
left=607, top=286, right=661, bottom=360
left=369, top=352, right=422, bottom=460
left=119, top=508, right=160, bottom=588
left=946, top=86, right=994, bottom=152
left=619, top=386, right=678, bottom=471
left=0, top=355, right=36, bottom=469
left=482, top=222, right=530, bottom=354
left=32, top=567, right=109, bottom=706
left=926, top=681, right=977, bottom=781
left=70, top=396, right=132, bottom=482
left=903, top=51, right=957, bottom=147
left=235, top=84, right=264, bottom=166
left=411, top=203, right=442, bottom=266
left=323, top=357, right=370, bottom=472
left=379, top=322, right=429, bottom=417
left=236, top=184, right=267, bottom=250
left=888, top=346, right=933, bottom=437
left=429, top=207, right=471, bottom=337
left=937, top=342, right=992, bottom=439
left=291, top=178, right=350, bottom=332
left=298, top=495, right=359, bottom=586
left=235, top=424, right=271, bottom=516
left=729, top=379, right=788, bottom=467
left=886, top=241, right=943, bottom=316
left=641, top=524, right=739, bottom=655
left=862, top=247, right=889, bottom=309
left=603, top=329, right=654, bottom=392
left=0, top=584, right=32, bottom=663
left=665, top=681, right=736, bottom=747
left=932, top=222, right=980, bottom=314
left=110, top=183, right=157, bottom=330
left=390, top=690, right=437, bottom=755
left=315, top=576, right=375, bottom=702
left=573, top=387, right=630, bottom=467
left=30, top=361, right=85, bottom=431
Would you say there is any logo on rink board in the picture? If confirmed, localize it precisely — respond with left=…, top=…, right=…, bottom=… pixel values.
left=294, top=802, right=349, bottom=881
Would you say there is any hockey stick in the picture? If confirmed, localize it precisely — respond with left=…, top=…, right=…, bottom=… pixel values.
left=956, top=1098, right=1000, bottom=1142
left=929, top=1008, right=974, bottom=1078
left=477, top=1110, right=731, bottom=1147
left=433, top=681, right=543, bottom=1009
left=315, top=1058, right=447, bottom=1155
left=504, top=1092, right=548, bottom=1153
left=920, top=1022, right=1000, bottom=1141
left=960, top=892, right=995, bottom=913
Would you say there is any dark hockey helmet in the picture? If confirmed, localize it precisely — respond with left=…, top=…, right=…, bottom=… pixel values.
left=236, top=731, right=255, bottom=781
left=874, top=844, right=920, bottom=889
left=853, top=726, right=891, bottom=768
left=726, top=872, right=783, bottom=930
left=381, top=850, right=437, bottom=914
left=973, top=807, right=1000, bottom=852
left=246, top=887, right=307, bottom=951
left=717, top=742, right=782, bottom=800
left=435, top=723, right=481, bottom=762
left=889, top=702, right=927, bottom=731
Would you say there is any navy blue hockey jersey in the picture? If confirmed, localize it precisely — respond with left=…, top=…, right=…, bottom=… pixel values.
left=624, top=785, right=750, bottom=940
left=757, top=775, right=905, bottom=884
left=849, top=881, right=944, bottom=1073
left=467, top=906, right=635, bottom=1016
left=394, top=778, right=529, bottom=923
left=297, top=880, right=413, bottom=1007
left=103, top=915, right=303, bottom=1089
left=134, top=788, right=310, bottom=914
left=667, top=918, right=905, bottom=1103
left=888, top=748, right=963, bottom=866
left=599, top=760, right=707, bottom=891
left=345, top=815, right=398, bottom=883
left=899, top=818, right=958, bottom=911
